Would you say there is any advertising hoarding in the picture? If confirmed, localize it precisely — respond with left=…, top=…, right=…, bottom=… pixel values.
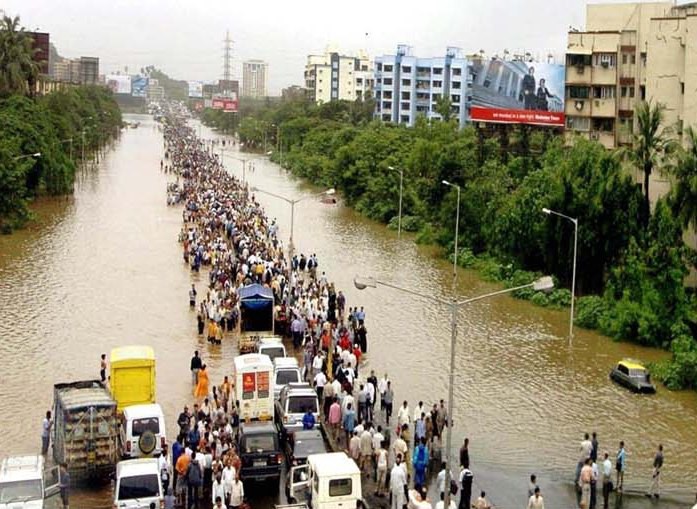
left=106, top=74, right=132, bottom=95
left=188, top=81, right=203, bottom=98
left=211, top=96, right=238, bottom=112
left=469, top=59, right=565, bottom=126
left=131, top=76, right=149, bottom=97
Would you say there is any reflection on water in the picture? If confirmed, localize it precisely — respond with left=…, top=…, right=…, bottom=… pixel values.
left=0, top=115, right=695, bottom=508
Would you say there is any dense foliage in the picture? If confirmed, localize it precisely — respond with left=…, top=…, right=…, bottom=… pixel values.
left=205, top=95, right=697, bottom=389
left=0, top=15, right=40, bottom=96
left=0, top=87, right=122, bottom=231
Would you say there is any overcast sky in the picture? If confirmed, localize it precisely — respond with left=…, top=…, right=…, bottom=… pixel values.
left=3, top=0, right=655, bottom=94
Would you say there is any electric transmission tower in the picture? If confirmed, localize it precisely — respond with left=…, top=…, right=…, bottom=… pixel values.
left=222, top=30, right=233, bottom=81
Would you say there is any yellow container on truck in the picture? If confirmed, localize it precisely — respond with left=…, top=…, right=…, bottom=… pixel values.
left=110, top=345, right=156, bottom=411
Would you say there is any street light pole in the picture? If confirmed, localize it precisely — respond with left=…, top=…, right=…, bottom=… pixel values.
left=353, top=274, right=554, bottom=509
left=251, top=186, right=335, bottom=311
left=13, top=152, right=41, bottom=162
left=442, top=180, right=461, bottom=285
left=387, top=166, right=404, bottom=239
left=542, top=208, right=578, bottom=344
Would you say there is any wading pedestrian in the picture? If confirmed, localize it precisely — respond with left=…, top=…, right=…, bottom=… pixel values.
left=41, top=411, right=52, bottom=455
left=645, top=444, right=663, bottom=499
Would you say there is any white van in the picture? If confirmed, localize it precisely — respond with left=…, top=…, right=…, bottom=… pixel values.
left=273, top=357, right=302, bottom=400
left=114, top=458, right=163, bottom=509
left=120, top=404, right=167, bottom=459
left=233, top=353, right=275, bottom=422
left=257, top=337, right=287, bottom=362
left=0, top=455, right=60, bottom=508
left=286, top=452, right=363, bottom=509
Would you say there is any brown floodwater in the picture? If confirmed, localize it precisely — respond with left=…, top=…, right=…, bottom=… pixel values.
left=1, top=114, right=695, bottom=508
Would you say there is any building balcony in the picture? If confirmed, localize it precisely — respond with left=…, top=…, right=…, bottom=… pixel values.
left=566, top=65, right=591, bottom=85
left=591, top=130, right=616, bottom=149
left=592, top=65, right=617, bottom=85
left=618, top=97, right=635, bottom=112
left=591, top=98, right=616, bottom=117
left=619, top=64, right=636, bottom=80
left=565, top=98, right=592, bottom=117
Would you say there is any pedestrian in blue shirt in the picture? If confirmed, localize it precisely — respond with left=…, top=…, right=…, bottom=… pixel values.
left=302, top=408, right=316, bottom=430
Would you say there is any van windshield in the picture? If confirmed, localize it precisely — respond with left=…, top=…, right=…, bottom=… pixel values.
left=276, top=370, right=300, bottom=385
left=0, top=480, right=42, bottom=503
left=261, top=347, right=284, bottom=360
left=118, top=474, right=160, bottom=500
left=288, top=396, right=318, bottom=414
left=132, top=417, right=160, bottom=436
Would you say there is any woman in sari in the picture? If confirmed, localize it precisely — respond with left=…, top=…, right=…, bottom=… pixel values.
left=195, top=364, right=210, bottom=400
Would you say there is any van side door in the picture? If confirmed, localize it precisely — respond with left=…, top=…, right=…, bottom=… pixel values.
left=288, top=464, right=310, bottom=503
left=43, top=465, right=61, bottom=499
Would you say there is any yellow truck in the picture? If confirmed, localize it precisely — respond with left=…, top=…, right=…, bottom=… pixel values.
left=110, top=345, right=156, bottom=411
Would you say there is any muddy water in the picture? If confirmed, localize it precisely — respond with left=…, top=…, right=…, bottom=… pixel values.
left=0, top=114, right=695, bottom=507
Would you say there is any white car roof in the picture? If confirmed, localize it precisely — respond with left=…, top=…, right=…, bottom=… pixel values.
left=116, top=458, right=160, bottom=477
left=274, top=357, right=299, bottom=368
left=234, top=353, right=273, bottom=369
left=0, top=455, right=43, bottom=482
left=123, top=403, right=164, bottom=420
left=308, top=452, right=360, bottom=476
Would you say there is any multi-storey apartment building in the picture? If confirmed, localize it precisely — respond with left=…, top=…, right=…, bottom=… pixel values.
left=304, top=49, right=373, bottom=103
left=373, top=46, right=470, bottom=128
left=565, top=1, right=697, bottom=150
left=242, top=60, right=268, bottom=98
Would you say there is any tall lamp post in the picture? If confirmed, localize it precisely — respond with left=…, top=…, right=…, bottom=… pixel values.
left=13, top=152, right=41, bottom=162
left=353, top=274, right=554, bottom=509
left=387, top=165, right=404, bottom=239
left=542, top=207, right=578, bottom=344
left=251, top=186, right=335, bottom=309
left=442, top=180, right=461, bottom=285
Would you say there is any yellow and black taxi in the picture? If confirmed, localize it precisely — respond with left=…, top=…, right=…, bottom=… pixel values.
left=609, top=359, right=657, bottom=393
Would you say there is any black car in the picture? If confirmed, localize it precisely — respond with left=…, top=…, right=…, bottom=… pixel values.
left=285, top=429, right=327, bottom=467
left=238, top=421, right=284, bottom=482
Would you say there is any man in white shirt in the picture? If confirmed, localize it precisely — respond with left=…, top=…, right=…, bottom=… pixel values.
left=390, top=456, right=408, bottom=509
left=527, top=487, right=544, bottom=509
left=212, top=475, right=225, bottom=507
left=312, top=352, right=324, bottom=378
left=359, top=428, right=373, bottom=474
left=314, top=370, right=327, bottom=402
left=408, top=487, right=432, bottom=509
left=375, top=444, right=388, bottom=497
left=413, top=401, right=425, bottom=424
left=577, top=433, right=593, bottom=483
left=397, top=401, right=411, bottom=428
left=601, top=452, right=613, bottom=509
left=436, top=462, right=447, bottom=497
left=377, top=373, right=389, bottom=410
left=229, top=477, right=244, bottom=509
left=436, top=491, right=457, bottom=509
left=372, top=426, right=385, bottom=454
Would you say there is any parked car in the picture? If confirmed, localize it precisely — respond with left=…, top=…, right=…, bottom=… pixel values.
left=0, top=455, right=60, bottom=508
left=276, top=383, right=320, bottom=439
left=258, top=338, right=287, bottom=362
left=285, top=429, right=327, bottom=467
left=237, top=422, right=283, bottom=483
left=120, top=404, right=167, bottom=459
left=610, top=359, right=656, bottom=393
left=274, top=357, right=302, bottom=400
left=113, top=458, right=163, bottom=509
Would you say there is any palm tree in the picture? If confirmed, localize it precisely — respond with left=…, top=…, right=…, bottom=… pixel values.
left=0, top=15, right=40, bottom=96
left=669, top=126, right=697, bottom=230
left=624, top=101, right=675, bottom=228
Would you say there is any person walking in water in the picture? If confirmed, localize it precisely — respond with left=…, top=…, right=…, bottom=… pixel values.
left=615, top=441, right=626, bottom=492
left=100, top=354, right=107, bottom=382
left=195, top=364, right=209, bottom=401
left=645, top=444, right=663, bottom=499
left=189, top=284, right=197, bottom=308
left=190, top=351, right=202, bottom=385
left=41, top=411, right=52, bottom=455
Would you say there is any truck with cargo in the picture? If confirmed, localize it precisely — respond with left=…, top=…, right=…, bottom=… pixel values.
left=52, top=380, right=119, bottom=483
left=110, top=345, right=156, bottom=412
left=233, top=353, right=275, bottom=422
left=238, top=284, right=281, bottom=353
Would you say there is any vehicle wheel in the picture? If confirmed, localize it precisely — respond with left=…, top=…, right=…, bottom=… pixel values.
left=139, top=431, right=157, bottom=455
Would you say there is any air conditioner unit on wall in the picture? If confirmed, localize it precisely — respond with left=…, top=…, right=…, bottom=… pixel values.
left=590, top=132, right=599, bottom=140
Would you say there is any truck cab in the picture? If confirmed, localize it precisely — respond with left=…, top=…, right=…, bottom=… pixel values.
left=0, top=455, right=60, bottom=508
left=287, top=452, right=363, bottom=509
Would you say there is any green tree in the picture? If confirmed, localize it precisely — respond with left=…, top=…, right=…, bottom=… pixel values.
left=669, top=126, right=697, bottom=230
left=0, top=15, right=40, bottom=96
left=434, top=96, right=452, bottom=122
left=624, top=101, right=675, bottom=227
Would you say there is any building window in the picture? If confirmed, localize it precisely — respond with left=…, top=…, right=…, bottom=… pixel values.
left=384, top=65, right=393, bottom=72
left=433, top=67, right=443, bottom=75
left=631, top=54, right=636, bottom=64
left=567, top=54, right=592, bottom=66
left=382, top=114, right=391, bottom=121
left=593, top=53, right=616, bottom=68
left=681, top=82, right=685, bottom=94
left=433, top=80, right=443, bottom=88
left=622, top=54, right=628, bottom=64
left=400, top=115, right=410, bottom=123
left=640, top=53, right=647, bottom=66
left=332, top=61, right=338, bottom=69
left=640, top=85, right=646, bottom=100
left=432, top=93, right=441, bottom=101
left=566, top=116, right=591, bottom=131
left=402, top=66, right=411, bottom=73
left=629, top=87, right=635, bottom=98
left=452, top=81, right=461, bottom=89
left=593, top=86, right=615, bottom=99
left=384, top=78, right=393, bottom=86
left=592, top=118, right=614, bottom=132
left=402, top=79, right=411, bottom=86
left=361, top=65, right=368, bottom=71
left=401, top=91, right=410, bottom=100
left=451, top=94, right=460, bottom=103
left=356, top=78, right=363, bottom=85
left=384, top=91, right=392, bottom=99
left=453, top=68, right=462, bottom=76
left=568, top=86, right=590, bottom=99
left=377, top=63, right=382, bottom=71
left=401, top=102, right=409, bottom=111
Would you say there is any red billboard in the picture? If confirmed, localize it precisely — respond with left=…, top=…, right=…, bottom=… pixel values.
left=212, top=96, right=238, bottom=112
left=469, top=59, right=565, bottom=127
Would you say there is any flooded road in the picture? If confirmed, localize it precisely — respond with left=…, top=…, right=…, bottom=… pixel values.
left=1, top=114, right=696, bottom=507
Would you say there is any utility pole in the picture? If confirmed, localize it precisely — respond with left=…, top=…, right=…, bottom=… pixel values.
left=222, top=30, right=233, bottom=82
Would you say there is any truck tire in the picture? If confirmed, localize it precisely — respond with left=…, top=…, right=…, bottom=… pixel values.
left=139, top=431, right=157, bottom=455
